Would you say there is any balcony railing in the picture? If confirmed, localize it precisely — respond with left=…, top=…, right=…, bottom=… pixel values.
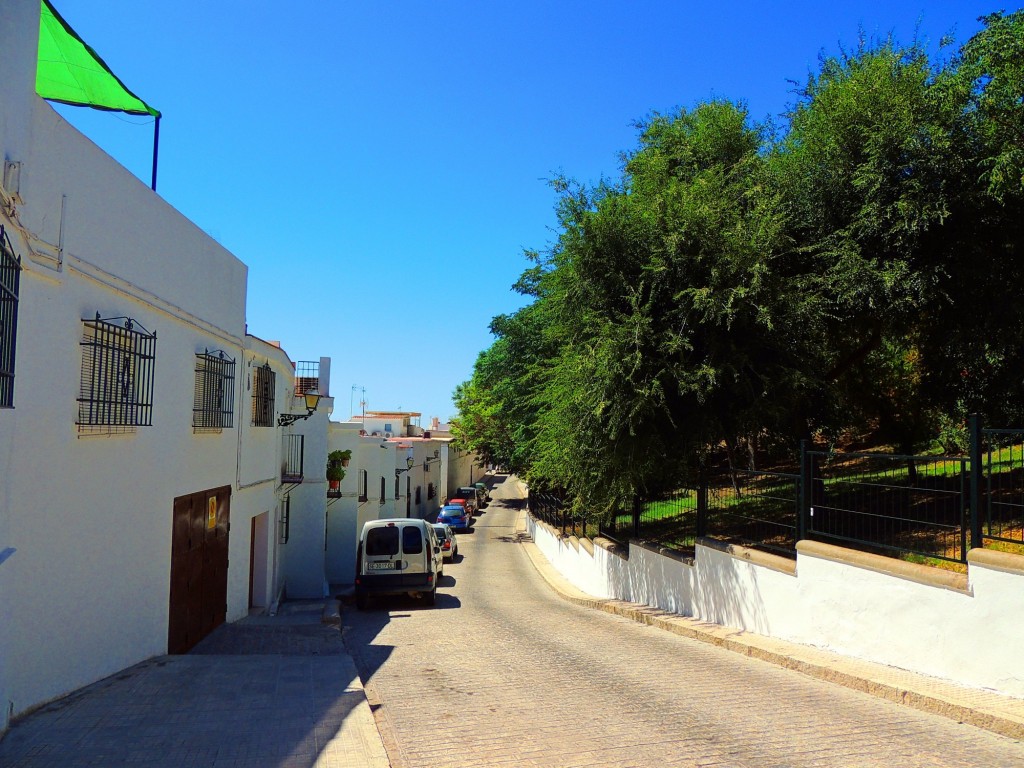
left=294, top=360, right=319, bottom=396
left=282, top=434, right=305, bottom=484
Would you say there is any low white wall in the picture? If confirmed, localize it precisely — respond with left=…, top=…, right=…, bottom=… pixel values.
left=526, top=515, right=1024, bottom=699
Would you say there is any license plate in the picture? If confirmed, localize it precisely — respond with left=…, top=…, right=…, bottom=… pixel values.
left=368, top=561, right=394, bottom=570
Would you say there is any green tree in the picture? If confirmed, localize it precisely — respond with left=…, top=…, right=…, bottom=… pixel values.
left=523, top=101, right=803, bottom=510
left=455, top=13, right=1024, bottom=515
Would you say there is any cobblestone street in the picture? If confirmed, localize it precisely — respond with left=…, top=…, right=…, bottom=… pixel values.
left=344, top=476, right=1024, bottom=768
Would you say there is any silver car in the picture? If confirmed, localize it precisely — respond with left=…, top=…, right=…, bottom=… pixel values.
left=431, top=523, right=459, bottom=562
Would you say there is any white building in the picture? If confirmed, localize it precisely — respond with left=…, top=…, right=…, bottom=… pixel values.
left=0, top=0, right=336, bottom=730
left=0, top=0, right=251, bottom=723
left=320, top=411, right=484, bottom=588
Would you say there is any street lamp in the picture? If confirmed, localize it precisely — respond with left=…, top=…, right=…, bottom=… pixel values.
left=278, top=390, right=321, bottom=427
left=394, top=456, right=415, bottom=477
left=423, top=448, right=441, bottom=471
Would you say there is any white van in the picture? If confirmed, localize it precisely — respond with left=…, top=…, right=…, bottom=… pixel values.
left=354, top=518, right=443, bottom=609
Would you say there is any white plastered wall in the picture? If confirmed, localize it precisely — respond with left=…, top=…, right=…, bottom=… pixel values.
left=526, top=515, right=1024, bottom=698
left=278, top=396, right=332, bottom=599
left=232, top=338, right=296, bottom=616
left=1, top=0, right=249, bottom=720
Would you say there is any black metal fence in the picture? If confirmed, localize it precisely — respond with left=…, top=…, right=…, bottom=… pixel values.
left=977, top=427, right=1024, bottom=547
left=707, top=469, right=799, bottom=557
left=804, top=449, right=968, bottom=564
left=529, top=415, right=1024, bottom=566
left=528, top=490, right=568, bottom=529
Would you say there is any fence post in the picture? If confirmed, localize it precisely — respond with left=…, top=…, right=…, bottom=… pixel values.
left=696, top=471, right=708, bottom=540
left=632, top=495, right=641, bottom=539
left=798, top=439, right=810, bottom=542
left=969, top=413, right=983, bottom=552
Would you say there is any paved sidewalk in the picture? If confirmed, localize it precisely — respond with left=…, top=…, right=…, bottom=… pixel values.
left=514, top=510, right=1024, bottom=741
left=0, top=600, right=391, bottom=768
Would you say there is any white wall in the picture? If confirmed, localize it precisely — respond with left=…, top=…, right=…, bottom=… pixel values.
left=323, top=427, right=450, bottom=586
left=527, top=515, right=1024, bottom=699
left=445, top=445, right=478, bottom=501
left=324, top=422, right=362, bottom=585
left=231, top=339, right=294, bottom=620
left=278, top=396, right=332, bottom=598
left=0, top=0, right=251, bottom=722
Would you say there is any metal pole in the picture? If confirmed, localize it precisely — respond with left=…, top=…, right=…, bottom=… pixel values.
left=969, top=413, right=983, bottom=552
left=150, top=115, right=161, bottom=191
left=798, top=439, right=810, bottom=542
left=696, top=473, right=708, bottom=540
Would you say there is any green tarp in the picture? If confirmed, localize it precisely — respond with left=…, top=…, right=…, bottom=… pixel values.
left=35, top=0, right=160, bottom=117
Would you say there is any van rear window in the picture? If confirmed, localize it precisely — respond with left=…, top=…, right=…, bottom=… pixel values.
left=402, top=526, right=423, bottom=554
left=365, top=527, right=400, bottom=556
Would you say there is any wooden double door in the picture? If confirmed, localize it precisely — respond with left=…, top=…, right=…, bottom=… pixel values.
left=168, top=486, right=231, bottom=654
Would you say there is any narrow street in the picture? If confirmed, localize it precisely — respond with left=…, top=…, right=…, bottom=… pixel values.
left=344, top=475, right=1024, bottom=768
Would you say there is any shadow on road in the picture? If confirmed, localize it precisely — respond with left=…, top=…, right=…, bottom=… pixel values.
left=494, top=532, right=531, bottom=543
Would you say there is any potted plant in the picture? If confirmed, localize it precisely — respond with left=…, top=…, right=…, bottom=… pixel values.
left=327, top=450, right=349, bottom=492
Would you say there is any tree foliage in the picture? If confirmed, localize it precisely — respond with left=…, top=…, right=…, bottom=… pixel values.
left=454, top=12, right=1024, bottom=510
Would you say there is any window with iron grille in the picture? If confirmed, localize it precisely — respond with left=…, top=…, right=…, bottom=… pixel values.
left=0, top=225, right=20, bottom=409
left=427, top=482, right=435, bottom=500
left=193, top=350, right=235, bottom=429
left=294, top=360, right=319, bottom=396
left=251, top=363, right=275, bottom=427
left=358, top=470, right=368, bottom=502
left=379, top=476, right=386, bottom=505
left=78, top=314, right=156, bottom=432
left=394, top=475, right=400, bottom=500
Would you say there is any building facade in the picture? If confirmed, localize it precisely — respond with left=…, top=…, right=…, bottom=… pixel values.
left=0, top=0, right=336, bottom=728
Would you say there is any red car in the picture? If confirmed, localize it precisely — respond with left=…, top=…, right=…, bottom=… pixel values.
left=446, top=496, right=475, bottom=515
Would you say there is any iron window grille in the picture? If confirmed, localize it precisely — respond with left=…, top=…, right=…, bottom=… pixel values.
left=294, top=360, right=319, bottom=395
left=78, top=314, right=156, bottom=432
left=0, top=225, right=20, bottom=409
left=379, top=476, right=386, bottom=505
left=251, top=362, right=275, bottom=427
left=358, top=470, right=368, bottom=502
left=427, top=482, right=436, bottom=500
left=193, top=349, right=235, bottom=429
left=394, top=475, right=400, bottom=500
left=281, top=434, right=305, bottom=483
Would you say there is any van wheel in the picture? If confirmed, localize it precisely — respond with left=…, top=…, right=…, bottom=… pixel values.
left=424, top=587, right=436, bottom=606
left=355, top=594, right=368, bottom=610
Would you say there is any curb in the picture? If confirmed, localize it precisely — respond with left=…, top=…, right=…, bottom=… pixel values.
left=321, top=599, right=341, bottom=626
left=515, top=513, right=1024, bottom=741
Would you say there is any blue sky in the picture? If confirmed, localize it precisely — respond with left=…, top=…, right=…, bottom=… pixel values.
left=48, top=0, right=1000, bottom=422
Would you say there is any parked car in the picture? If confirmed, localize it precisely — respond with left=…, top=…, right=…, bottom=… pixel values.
left=474, top=482, right=491, bottom=503
left=354, top=518, right=442, bottom=609
left=446, top=496, right=474, bottom=516
left=458, top=486, right=486, bottom=511
left=431, top=523, right=459, bottom=561
left=437, top=504, right=471, bottom=531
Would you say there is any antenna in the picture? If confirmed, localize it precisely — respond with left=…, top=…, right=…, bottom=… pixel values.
left=350, top=384, right=367, bottom=419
